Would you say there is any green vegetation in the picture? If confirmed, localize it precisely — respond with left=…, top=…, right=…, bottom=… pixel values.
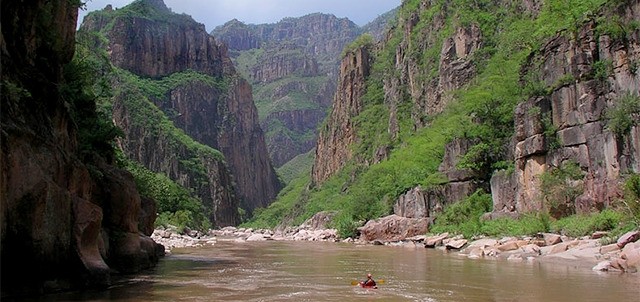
left=430, top=190, right=493, bottom=238
left=551, top=209, right=624, bottom=238
left=623, top=174, right=640, bottom=223
left=247, top=0, right=639, bottom=240
left=118, top=153, right=211, bottom=231
left=606, top=92, right=640, bottom=137
left=341, top=33, right=375, bottom=57
left=86, top=0, right=194, bottom=30
left=64, top=31, right=122, bottom=162
left=277, top=150, right=315, bottom=184
left=253, top=76, right=326, bottom=119
left=431, top=196, right=630, bottom=239
left=540, top=161, right=585, bottom=218
left=74, top=23, right=230, bottom=230
left=591, top=59, right=614, bottom=81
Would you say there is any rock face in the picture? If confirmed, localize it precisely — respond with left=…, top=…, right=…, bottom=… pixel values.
left=1, top=0, right=161, bottom=294
left=490, top=3, right=640, bottom=217
left=312, top=46, right=372, bottom=184
left=81, top=0, right=282, bottom=214
left=111, top=87, right=238, bottom=226
left=213, top=14, right=362, bottom=168
left=393, top=138, right=484, bottom=219
left=313, top=1, right=482, bottom=193
left=358, top=215, right=429, bottom=242
left=214, top=13, right=360, bottom=72
left=85, top=0, right=234, bottom=78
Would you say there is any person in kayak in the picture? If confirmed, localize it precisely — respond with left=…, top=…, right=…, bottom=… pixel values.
left=361, top=273, right=377, bottom=288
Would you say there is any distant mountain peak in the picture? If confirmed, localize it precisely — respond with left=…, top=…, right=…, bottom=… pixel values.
left=136, top=0, right=171, bottom=14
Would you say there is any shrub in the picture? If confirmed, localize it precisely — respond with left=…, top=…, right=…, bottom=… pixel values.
left=539, top=161, right=584, bottom=218
left=606, top=93, right=640, bottom=137
left=430, top=190, right=493, bottom=238
left=591, top=59, right=614, bottom=81
left=623, top=174, right=640, bottom=223
left=480, top=213, right=551, bottom=237
left=551, top=209, right=623, bottom=237
left=341, top=33, right=375, bottom=57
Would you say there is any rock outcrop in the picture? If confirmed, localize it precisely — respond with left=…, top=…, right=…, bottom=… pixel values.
left=393, top=138, right=484, bottom=220
left=214, top=13, right=360, bottom=73
left=81, top=0, right=282, bottom=214
left=490, top=2, right=640, bottom=217
left=358, top=215, right=430, bottom=242
left=1, top=0, right=161, bottom=295
left=312, top=46, right=372, bottom=184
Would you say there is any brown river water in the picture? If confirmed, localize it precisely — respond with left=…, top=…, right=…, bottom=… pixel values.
left=43, top=239, right=639, bottom=301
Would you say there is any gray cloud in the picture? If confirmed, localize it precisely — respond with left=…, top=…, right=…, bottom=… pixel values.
left=78, top=0, right=401, bottom=31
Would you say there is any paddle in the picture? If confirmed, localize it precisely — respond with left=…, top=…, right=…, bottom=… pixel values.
left=351, top=279, right=385, bottom=285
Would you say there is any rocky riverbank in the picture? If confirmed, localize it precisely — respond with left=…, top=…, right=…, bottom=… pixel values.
left=153, top=226, right=640, bottom=275
left=418, top=230, right=640, bottom=273
left=152, top=211, right=639, bottom=274
left=151, top=212, right=342, bottom=254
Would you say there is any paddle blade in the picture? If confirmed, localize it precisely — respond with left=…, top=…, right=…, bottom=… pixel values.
left=351, top=280, right=359, bottom=285
left=378, top=279, right=385, bottom=284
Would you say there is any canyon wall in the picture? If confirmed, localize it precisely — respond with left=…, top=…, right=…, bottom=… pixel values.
left=1, top=0, right=162, bottom=294
left=81, top=0, right=281, bottom=214
left=213, top=14, right=362, bottom=168
left=491, top=1, right=640, bottom=218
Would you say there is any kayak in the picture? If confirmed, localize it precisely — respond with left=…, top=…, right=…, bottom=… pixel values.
left=358, top=282, right=378, bottom=289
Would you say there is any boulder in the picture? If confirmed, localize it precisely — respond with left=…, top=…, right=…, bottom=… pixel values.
left=497, top=240, right=529, bottom=252
left=616, top=230, right=640, bottom=249
left=246, top=234, right=268, bottom=241
left=446, top=239, right=468, bottom=250
left=599, top=243, right=620, bottom=254
left=590, top=231, right=608, bottom=240
left=358, top=215, right=429, bottom=242
left=548, top=241, right=580, bottom=255
left=424, top=233, right=449, bottom=248
left=299, top=211, right=336, bottom=230
left=520, top=244, right=542, bottom=255
left=542, top=233, right=563, bottom=246
left=620, top=247, right=640, bottom=273
left=592, top=260, right=612, bottom=271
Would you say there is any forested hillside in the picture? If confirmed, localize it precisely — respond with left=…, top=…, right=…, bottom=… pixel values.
left=247, top=0, right=640, bottom=239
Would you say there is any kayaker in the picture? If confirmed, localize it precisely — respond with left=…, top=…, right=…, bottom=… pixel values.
left=361, top=273, right=377, bottom=287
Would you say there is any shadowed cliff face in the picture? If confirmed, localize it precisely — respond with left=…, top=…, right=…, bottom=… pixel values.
left=1, top=0, right=162, bottom=295
left=81, top=0, right=281, bottom=214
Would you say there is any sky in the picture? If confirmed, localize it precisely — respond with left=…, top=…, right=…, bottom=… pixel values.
left=78, top=0, right=402, bottom=32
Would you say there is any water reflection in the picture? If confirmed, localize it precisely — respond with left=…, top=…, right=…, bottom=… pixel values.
left=39, top=239, right=639, bottom=301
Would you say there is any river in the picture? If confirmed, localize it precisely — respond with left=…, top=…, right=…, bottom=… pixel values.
left=43, top=238, right=639, bottom=301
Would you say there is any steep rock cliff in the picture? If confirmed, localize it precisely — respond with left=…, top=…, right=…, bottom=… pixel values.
left=81, top=0, right=281, bottom=213
left=214, top=13, right=361, bottom=72
left=250, top=45, right=320, bottom=83
left=1, top=0, right=161, bottom=294
left=112, top=84, right=239, bottom=226
left=82, top=0, right=234, bottom=78
left=312, top=46, right=372, bottom=184
left=491, top=2, right=640, bottom=217
left=213, top=14, right=362, bottom=169
left=313, top=0, right=482, bottom=186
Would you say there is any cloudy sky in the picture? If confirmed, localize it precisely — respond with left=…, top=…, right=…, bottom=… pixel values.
left=78, top=0, right=402, bottom=31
